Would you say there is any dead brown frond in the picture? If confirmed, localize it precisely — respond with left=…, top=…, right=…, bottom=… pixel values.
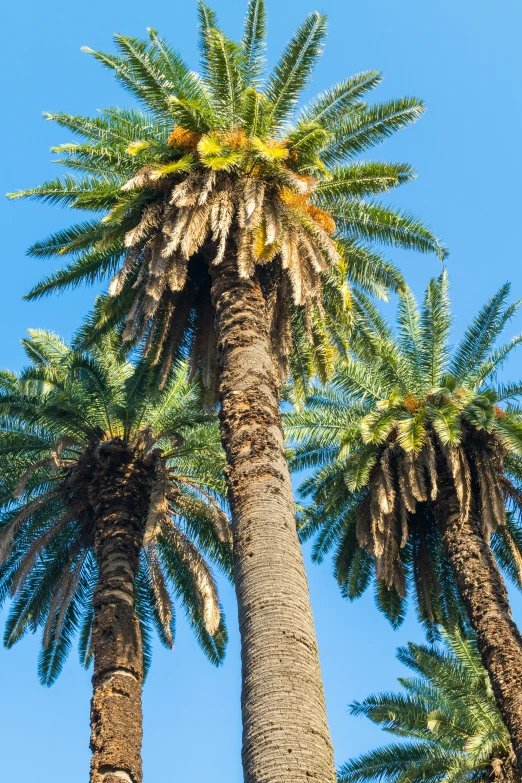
left=145, top=547, right=174, bottom=647
left=474, top=448, right=505, bottom=541
left=161, top=519, right=221, bottom=635
left=108, top=145, right=344, bottom=399
left=144, top=461, right=170, bottom=545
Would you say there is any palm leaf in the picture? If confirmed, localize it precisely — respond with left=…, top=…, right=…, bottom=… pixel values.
left=240, top=0, right=267, bottom=86
left=265, top=12, right=327, bottom=126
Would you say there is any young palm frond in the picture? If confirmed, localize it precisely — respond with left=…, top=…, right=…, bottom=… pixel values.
left=341, top=627, right=519, bottom=783
left=9, top=0, right=446, bottom=394
left=0, top=330, right=231, bottom=685
left=287, top=271, right=522, bottom=631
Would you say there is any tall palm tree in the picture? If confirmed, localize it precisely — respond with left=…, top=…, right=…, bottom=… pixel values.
left=7, top=3, right=446, bottom=777
left=340, top=627, right=520, bottom=783
left=286, top=271, right=522, bottom=771
left=0, top=330, right=231, bottom=783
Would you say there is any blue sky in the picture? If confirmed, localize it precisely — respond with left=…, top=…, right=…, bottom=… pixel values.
left=2, top=0, right=522, bottom=780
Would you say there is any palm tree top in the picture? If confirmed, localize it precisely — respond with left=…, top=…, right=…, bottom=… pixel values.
left=340, top=626, right=519, bottom=783
left=327, top=271, right=522, bottom=448
left=0, top=330, right=231, bottom=684
left=287, top=271, right=522, bottom=628
left=8, top=0, right=446, bottom=392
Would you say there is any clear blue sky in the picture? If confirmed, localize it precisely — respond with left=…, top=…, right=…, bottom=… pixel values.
left=2, top=1, right=522, bottom=780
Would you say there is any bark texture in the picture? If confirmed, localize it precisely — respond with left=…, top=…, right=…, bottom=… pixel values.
left=210, top=258, right=336, bottom=783
left=490, top=754, right=521, bottom=783
left=434, top=473, right=522, bottom=775
left=88, top=440, right=152, bottom=783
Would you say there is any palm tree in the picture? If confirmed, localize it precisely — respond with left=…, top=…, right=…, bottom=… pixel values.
left=340, top=627, right=520, bottom=783
left=286, top=271, right=522, bottom=771
left=7, top=3, right=446, bottom=777
left=0, top=330, right=231, bottom=783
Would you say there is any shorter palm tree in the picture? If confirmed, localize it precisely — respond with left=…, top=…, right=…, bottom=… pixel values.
left=0, top=330, right=231, bottom=783
left=286, top=271, right=522, bottom=770
left=341, top=627, right=520, bottom=783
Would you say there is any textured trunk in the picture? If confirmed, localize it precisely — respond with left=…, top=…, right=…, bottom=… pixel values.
left=489, top=754, right=521, bottom=783
left=434, top=476, right=522, bottom=775
left=89, top=441, right=149, bottom=783
left=210, top=258, right=335, bottom=783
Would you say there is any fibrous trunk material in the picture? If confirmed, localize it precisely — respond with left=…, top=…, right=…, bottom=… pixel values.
left=435, top=474, right=522, bottom=775
left=210, top=257, right=336, bottom=783
left=89, top=440, right=152, bottom=783
left=489, top=754, right=521, bottom=783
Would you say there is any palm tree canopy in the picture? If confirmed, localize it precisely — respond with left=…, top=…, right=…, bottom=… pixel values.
left=0, top=330, right=231, bottom=685
left=340, top=626, right=519, bottom=783
left=8, top=0, right=446, bottom=395
left=286, top=271, right=522, bottom=630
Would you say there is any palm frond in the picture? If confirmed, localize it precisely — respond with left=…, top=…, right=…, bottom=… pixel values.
left=323, top=98, right=425, bottom=163
left=240, top=0, right=267, bottom=86
left=298, top=70, right=382, bottom=128
left=265, top=12, right=327, bottom=126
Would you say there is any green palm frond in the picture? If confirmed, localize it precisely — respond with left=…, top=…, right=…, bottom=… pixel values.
left=240, top=0, right=267, bottom=86
left=298, top=70, right=382, bottom=128
left=27, top=219, right=112, bottom=259
left=332, top=200, right=448, bottom=260
left=340, top=740, right=462, bottom=783
left=44, top=109, right=168, bottom=146
left=335, top=244, right=405, bottom=302
left=198, top=1, right=221, bottom=66
left=341, top=627, right=514, bottom=783
left=25, top=248, right=125, bottom=300
left=8, top=175, right=121, bottom=209
left=146, top=26, right=209, bottom=106
left=451, top=284, right=522, bottom=386
left=203, top=29, right=243, bottom=126
left=315, top=162, right=415, bottom=200
left=265, top=11, right=327, bottom=126
left=323, top=98, right=425, bottom=163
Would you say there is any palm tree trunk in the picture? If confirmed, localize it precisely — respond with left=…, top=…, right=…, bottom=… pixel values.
left=434, top=476, right=522, bottom=775
left=490, top=755, right=521, bottom=783
left=210, top=258, right=336, bottom=783
left=89, top=441, right=147, bottom=783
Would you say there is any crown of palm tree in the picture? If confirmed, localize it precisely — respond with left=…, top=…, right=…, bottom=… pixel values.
left=286, top=271, right=522, bottom=629
left=340, top=627, right=519, bottom=783
left=8, top=0, right=446, bottom=392
left=0, top=330, right=231, bottom=685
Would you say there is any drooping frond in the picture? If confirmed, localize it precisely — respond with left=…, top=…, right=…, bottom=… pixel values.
left=332, top=200, right=448, bottom=261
